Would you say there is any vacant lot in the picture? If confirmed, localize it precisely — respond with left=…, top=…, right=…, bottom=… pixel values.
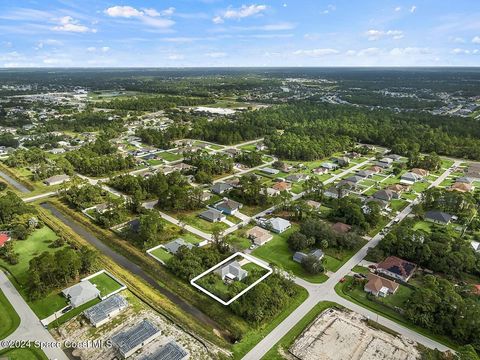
left=290, top=309, right=419, bottom=360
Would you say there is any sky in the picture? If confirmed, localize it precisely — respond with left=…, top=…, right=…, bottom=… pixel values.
left=0, top=0, right=480, bottom=67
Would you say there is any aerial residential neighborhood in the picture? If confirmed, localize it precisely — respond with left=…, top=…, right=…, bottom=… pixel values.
left=0, top=1, right=480, bottom=360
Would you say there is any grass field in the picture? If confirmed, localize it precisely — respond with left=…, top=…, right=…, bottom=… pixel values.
left=252, top=226, right=329, bottom=283
left=88, top=272, right=124, bottom=297
left=261, top=302, right=337, bottom=360
left=413, top=220, right=433, bottom=233
left=158, top=151, right=183, bottom=162
left=335, top=276, right=458, bottom=350
left=150, top=247, right=173, bottom=262
left=0, top=347, right=47, bottom=360
left=0, top=289, right=20, bottom=340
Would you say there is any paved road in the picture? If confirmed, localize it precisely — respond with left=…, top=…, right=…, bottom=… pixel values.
left=0, top=170, right=31, bottom=193
left=242, top=161, right=461, bottom=360
left=23, top=191, right=57, bottom=203
left=40, top=202, right=227, bottom=337
left=0, top=271, right=68, bottom=360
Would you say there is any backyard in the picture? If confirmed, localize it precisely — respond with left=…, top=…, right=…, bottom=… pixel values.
left=88, top=272, right=124, bottom=297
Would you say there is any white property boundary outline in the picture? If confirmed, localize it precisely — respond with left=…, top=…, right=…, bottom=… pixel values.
left=190, top=252, right=273, bottom=306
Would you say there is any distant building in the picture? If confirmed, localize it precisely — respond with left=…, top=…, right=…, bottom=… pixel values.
left=139, top=341, right=189, bottom=360
left=376, top=256, right=416, bottom=282
left=211, top=182, right=233, bottom=195
left=305, top=200, right=321, bottom=209
left=331, top=222, right=351, bottom=234
left=163, top=238, right=194, bottom=255
left=111, top=320, right=161, bottom=359
left=450, top=182, right=473, bottom=193
left=272, top=181, right=291, bottom=192
left=62, top=281, right=100, bottom=308
left=198, top=209, right=226, bottom=223
left=264, top=217, right=291, bottom=233
left=400, top=172, right=422, bottom=185
left=285, top=174, right=309, bottom=183
left=471, top=241, right=480, bottom=252
left=373, top=189, right=399, bottom=202
left=424, top=210, right=453, bottom=225
left=364, top=273, right=399, bottom=297
left=293, top=249, right=324, bottom=263
left=411, top=168, right=429, bottom=177
left=216, top=261, right=248, bottom=282
left=261, top=167, right=280, bottom=175
left=246, top=226, right=273, bottom=246
left=215, top=199, right=243, bottom=215
left=84, top=294, right=128, bottom=327
left=43, top=174, right=70, bottom=186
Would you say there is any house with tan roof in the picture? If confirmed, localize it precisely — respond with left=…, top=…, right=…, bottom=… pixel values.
left=411, top=168, right=429, bottom=177
left=246, top=226, right=273, bottom=246
left=272, top=181, right=291, bottom=192
left=369, top=166, right=383, bottom=174
left=331, top=222, right=352, bottom=234
left=364, top=273, right=399, bottom=297
left=450, top=182, right=473, bottom=193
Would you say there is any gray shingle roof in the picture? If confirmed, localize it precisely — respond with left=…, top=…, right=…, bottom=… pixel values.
left=84, top=294, right=128, bottom=326
left=425, top=210, right=453, bottom=223
left=111, top=320, right=160, bottom=356
left=164, top=238, right=194, bottom=254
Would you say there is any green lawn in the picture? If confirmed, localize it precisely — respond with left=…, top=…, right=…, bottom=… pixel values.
left=261, top=301, right=337, bottom=360
left=158, top=151, right=183, bottom=161
left=47, top=297, right=101, bottom=330
left=173, top=210, right=229, bottom=233
left=352, top=265, right=370, bottom=275
left=0, top=226, right=63, bottom=285
left=412, top=181, right=430, bottom=193
left=413, top=220, right=433, bottom=233
left=390, top=199, right=408, bottom=212
left=88, top=272, right=124, bottom=297
left=0, top=289, right=20, bottom=340
left=226, top=233, right=251, bottom=251
left=0, top=347, right=47, bottom=360
left=252, top=226, right=328, bottom=283
left=335, top=276, right=458, bottom=350
left=150, top=247, right=173, bottom=262
left=240, top=144, right=257, bottom=151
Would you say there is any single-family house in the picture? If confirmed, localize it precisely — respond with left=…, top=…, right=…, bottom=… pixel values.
left=321, top=162, right=337, bottom=171
left=263, top=187, right=280, bottom=196
left=216, top=261, right=248, bottom=282
left=386, top=184, right=409, bottom=194
left=324, top=185, right=350, bottom=199
left=43, top=174, right=70, bottom=186
left=305, top=200, right=321, bottom=209
left=312, top=167, right=329, bottom=175
left=411, top=168, right=429, bottom=177
left=211, top=182, right=233, bottom=195
left=450, top=182, right=473, bottom=193
left=471, top=241, right=480, bottom=252
left=378, top=158, right=394, bottom=166
left=171, top=163, right=196, bottom=173
left=246, top=226, right=273, bottom=246
left=111, top=320, right=160, bottom=359
left=293, top=249, right=324, bottom=264
left=285, top=173, right=309, bottom=183
left=376, top=256, right=417, bottom=282
left=272, top=181, right=291, bottom=192
left=163, top=238, right=194, bottom=255
left=335, top=156, right=350, bottom=166
left=456, top=176, right=474, bottom=184
left=62, top=281, right=101, bottom=308
left=357, top=170, right=374, bottom=178
left=400, top=172, right=422, bottom=185
left=139, top=341, right=188, bottom=360
left=373, top=189, right=399, bottom=202
left=345, top=175, right=363, bottom=184
left=364, top=273, right=399, bottom=297
left=84, top=294, right=128, bottom=327
left=265, top=217, right=291, bottom=233
left=386, top=154, right=402, bottom=161
left=425, top=210, right=453, bottom=225
left=0, top=232, right=11, bottom=248
left=331, top=222, right=352, bottom=234
left=365, top=197, right=390, bottom=211
left=200, top=191, right=213, bottom=202
left=198, top=209, right=226, bottom=223
left=369, top=166, right=383, bottom=174
left=261, top=167, right=280, bottom=175
left=215, top=199, right=243, bottom=215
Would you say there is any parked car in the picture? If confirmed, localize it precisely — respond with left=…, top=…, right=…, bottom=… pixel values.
left=61, top=305, right=73, bottom=314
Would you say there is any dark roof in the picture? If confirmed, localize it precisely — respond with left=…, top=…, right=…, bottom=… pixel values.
left=128, top=219, right=141, bottom=233
left=377, top=256, right=416, bottom=279
left=212, top=182, right=233, bottom=194
left=215, top=199, right=242, bottom=212
left=199, top=208, right=224, bottom=221
left=164, top=238, right=194, bottom=254
left=139, top=341, right=188, bottom=360
left=84, top=294, right=128, bottom=325
left=111, top=320, right=159, bottom=355
left=425, top=210, right=453, bottom=223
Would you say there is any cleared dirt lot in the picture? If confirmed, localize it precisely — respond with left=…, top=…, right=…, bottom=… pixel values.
left=53, top=291, right=214, bottom=360
left=290, top=309, right=419, bottom=360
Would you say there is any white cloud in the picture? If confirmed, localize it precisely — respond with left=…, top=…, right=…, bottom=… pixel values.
left=357, top=47, right=381, bottom=56
left=390, top=47, right=430, bottom=56
left=105, top=6, right=143, bottom=18
left=87, top=46, right=96, bottom=52
left=321, top=4, right=336, bottom=14
left=52, top=16, right=96, bottom=33
left=410, top=5, right=417, bottom=13
left=87, top=46, right=110, bottom=53
left=394, top=6, right=402, bottom=12
left=213, top=4, right=267, bottom=23
left=472, top=36, right=480, bottom=44
left=167, top=54, right=184, bottom=60
left=293, top=48, right=339, bottom=57
left=35, top=39, right=62, bottom=49
left=366, top=29, right=404, bottom=41
left=104, top=5, right=175, bottom=29
left=449, top=36, right=466, bottom=44
left=451, top=48, right=479, bottom=55
left=345, top=50, right=357, bottom=56
left=206, top=52, right=227, bottom=58
left=101, top=46, right=110, bottom=52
